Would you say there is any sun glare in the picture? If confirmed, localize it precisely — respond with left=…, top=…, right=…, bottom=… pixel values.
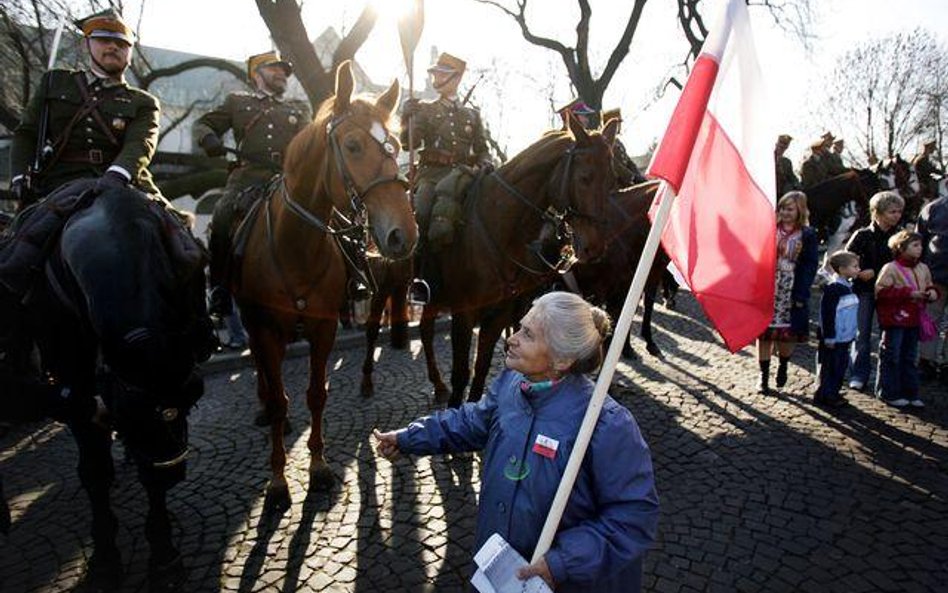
left=369, top=0, right=416, bottom=22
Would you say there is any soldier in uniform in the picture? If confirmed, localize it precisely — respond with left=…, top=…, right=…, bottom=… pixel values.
left=912, top=139, right=944, bottom=200
left=601, top=108, right=647, bottom=188
left=557, top=98, right=598, bottom=130
left=800, top=137, right=830, bottom=188
left=826, top=137, right=847, bottom=176
left=193, top=50, right=311, bottom=317
left=10, top=9, right=161, bottom=207
left=774, top=134, right=800, bottom=196
left=401, top=52, right=492, bottom=302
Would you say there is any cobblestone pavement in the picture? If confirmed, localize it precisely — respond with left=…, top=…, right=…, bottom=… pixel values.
left=1, top=294, right=946, bottom=592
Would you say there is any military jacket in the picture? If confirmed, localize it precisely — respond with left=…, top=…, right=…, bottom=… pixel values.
left=192, top=90, right=311, bottom=190
left=613, top=139, right=646, bottom=188
left=11, top=69, right=160, bottom=197
left=912, top=154, right=943, bottom=183
left=825, top=152, right=846, bottom=176
left=775, top=155, right=800, bottom=196
left=800, top=152, right=829, bottom=188
left=400, top=97, right=490, bottom=172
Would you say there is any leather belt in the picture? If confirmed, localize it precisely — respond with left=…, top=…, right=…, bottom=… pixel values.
left=59, top=148, right=114, bottom=165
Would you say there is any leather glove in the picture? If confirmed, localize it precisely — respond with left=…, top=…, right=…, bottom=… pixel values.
left=401, top=98, right=421, bottom=118
left=478, top=161, right=495, bottom=174
left=200, top=133, right=226, bottom=158
left=95, top=170, right=129, bottom=192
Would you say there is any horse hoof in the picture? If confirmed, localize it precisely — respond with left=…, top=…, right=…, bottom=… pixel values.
left=433, top=386, right=450, bottom=405
left=646, top=344, right=663, bottom=358
left=622, top=346, right=638, bottom=361
left=148, top=553, right=186, bottom=593
left=77, top=550, right=123, bottom=592
left=264, top=483, right=292, bottom=512
left=309, top=465, right=335, bottom=492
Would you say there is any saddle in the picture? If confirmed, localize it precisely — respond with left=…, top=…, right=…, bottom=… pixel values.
left=428, top=167, right=482, bottom=248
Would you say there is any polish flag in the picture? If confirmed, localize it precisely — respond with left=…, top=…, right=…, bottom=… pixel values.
left=647, top=0, right=775, bottom=352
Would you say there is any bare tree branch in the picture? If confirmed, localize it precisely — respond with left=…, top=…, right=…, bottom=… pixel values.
left=136, top=58, right=244, bottom=91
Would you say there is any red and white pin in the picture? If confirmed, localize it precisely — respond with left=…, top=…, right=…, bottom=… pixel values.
left=532, top=434, right=559, bottom=459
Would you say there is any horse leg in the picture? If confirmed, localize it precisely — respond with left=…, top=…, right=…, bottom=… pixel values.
left=389, top=288, right=410, bottom=350
left=248, top=327, right=292, bottom=509
left=420, top=307, right=450, bottom=404
left=306, top=321, right=337, bottom=491
left=142, top=482, right=185, bottom=592
left=642, top=274, right=663, bottom=358
left=360, top=295, right=387, bottom=398
left=448, top=312, right=475, bottom=408
left=73, top=420, right=123, bottom=589
left=468, top=306, right=510, bottom=402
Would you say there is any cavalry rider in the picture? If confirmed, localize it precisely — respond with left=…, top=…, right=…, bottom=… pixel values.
left=401, top=52, right=492, bottom=302
left=912, top=139, right=945, bottom=201
left=600, top=108, right=647, bottom=188
left=826, top=137, right=848, bottom=176
left=800, top=134, right=831, bottom=189
left=10, top=9, right=162, bottom=208
left=193, top=51, right=311, bottom=317
left=774, top=134, right=801, bottom=197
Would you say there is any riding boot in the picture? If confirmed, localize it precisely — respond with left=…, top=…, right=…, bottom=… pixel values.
left=208, top=196, right=236, bottom=318
left=757, top=359, right=771, bottom=395
left=775, top=356, right=790, bottom=388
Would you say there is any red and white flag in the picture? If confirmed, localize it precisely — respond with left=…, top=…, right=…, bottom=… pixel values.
left=647, top=0, right=775, bottom=352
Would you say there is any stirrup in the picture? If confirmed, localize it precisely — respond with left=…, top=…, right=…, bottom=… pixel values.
left=408, top=279, right=430, bottom=306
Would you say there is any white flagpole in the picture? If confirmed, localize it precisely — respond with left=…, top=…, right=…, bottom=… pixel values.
left=531, top=179, right=678, bottom=562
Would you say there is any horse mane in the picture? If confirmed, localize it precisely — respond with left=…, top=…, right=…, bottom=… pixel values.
left=497, top=129, right=577, bottom=183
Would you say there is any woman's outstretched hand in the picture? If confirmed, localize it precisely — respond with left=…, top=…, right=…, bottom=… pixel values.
left=373, top=428, right=400, bottom=460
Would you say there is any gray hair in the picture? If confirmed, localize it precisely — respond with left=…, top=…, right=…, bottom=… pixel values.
left=869, top=191, right=904, bottom=218
left=530, top=292, right=612, bottom=374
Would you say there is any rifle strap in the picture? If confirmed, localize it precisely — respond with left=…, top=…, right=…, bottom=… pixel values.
left=42, top=74, right=121, bottom=174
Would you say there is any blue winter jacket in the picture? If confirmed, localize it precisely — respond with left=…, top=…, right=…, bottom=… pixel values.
left=397, top=369, right=660, bottom=593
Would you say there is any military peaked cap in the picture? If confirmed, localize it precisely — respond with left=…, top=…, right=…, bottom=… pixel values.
left=247, top=51, right=293, bottom=82
left=777, top=134, right=792, bottom=145
left=75, top=9, right=135, bottom=44
left=557, top=98, right=596, bottom=116
left=602, top=108, right=622, bottom=124
left=427, top=52, right=466, bottom=75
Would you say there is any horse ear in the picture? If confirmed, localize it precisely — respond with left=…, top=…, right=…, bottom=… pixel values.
left=376, top=78, right=401, bottom=120
left=566, top=111, right=589, bottom=144
left=334, top=60, right=354, bottom=115
left=600, top=118, right=620, bottom=148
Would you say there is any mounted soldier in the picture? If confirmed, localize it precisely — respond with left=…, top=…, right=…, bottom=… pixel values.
left=10, top=9, right=161, bottom=208
left=774, top=134, right=800, bottom=196
left=826, top=137, right=847, bottom=176
left=800, top=135, right=831, bottom=189
left=402, top=52, right=492, bottom=303
left=912, top=139, right=945, bottom=202
left=193, top=50, right=311, bottom=317
left=601, top=108, right=647, bottom=188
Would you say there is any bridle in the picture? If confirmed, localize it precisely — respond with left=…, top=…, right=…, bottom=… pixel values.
left=266, top=111, right=410, bottom=310
left=487, top=142, right=603, bottom=274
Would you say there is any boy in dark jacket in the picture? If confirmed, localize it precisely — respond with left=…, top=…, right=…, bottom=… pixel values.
left=816, top=251, right=861, bottom=407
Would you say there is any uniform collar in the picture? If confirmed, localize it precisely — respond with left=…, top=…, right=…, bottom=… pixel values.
left=85, top=69, right=125, bottom=88
left=438, top=95, right=460, bottom=107
left=254, top=88, right=285, bottom=102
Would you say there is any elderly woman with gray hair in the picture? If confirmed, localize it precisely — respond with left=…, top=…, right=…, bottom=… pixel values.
left=844, top=191, right=905, bottom=390
left=374, top=292, right=659, bottom=593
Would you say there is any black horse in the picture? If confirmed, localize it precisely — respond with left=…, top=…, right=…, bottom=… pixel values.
left=0, top=180, right=213, bottom=591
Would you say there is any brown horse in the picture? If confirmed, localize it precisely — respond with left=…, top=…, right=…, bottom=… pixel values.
left=570, top=181, right=669, bottom=358
left=419, top=115, right=619, bottom=407
left=803, top=169, right=876, bottom=242
left=231, top=62, right=417, bottom=504
left=358, top=251, right=413, bottom=398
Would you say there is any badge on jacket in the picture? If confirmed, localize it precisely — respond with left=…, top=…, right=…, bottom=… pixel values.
left=532, top=434, right=559, bottom=459
left=112, top=118, right=127, bottom=131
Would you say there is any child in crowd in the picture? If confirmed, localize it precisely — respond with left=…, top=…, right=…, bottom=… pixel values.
left=874, top=231, right=940, bottom=408
left=816, top=251, right=861, bottom=407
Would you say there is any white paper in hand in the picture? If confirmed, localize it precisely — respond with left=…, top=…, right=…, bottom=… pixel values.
left=471, top=533, right=553, bottom=593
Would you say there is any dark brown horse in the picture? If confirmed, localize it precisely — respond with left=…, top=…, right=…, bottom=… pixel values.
left=231, top=62, right=417, bottom=504
left=876, top=155, right=923, bottom=221
left=804, top=169, right=876, bottom=242
left=419, top=115, right=619, bottom=407
left=570, top=181, right=668, bottom=358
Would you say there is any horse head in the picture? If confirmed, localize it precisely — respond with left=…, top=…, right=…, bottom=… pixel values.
left=54, top=185, right=209, bottom=469
left=283, top=61, right=417, bottom=261
left=546, top=112, right=619, bottom=262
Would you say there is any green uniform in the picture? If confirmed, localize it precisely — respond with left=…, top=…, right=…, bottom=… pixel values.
left=400, top=97, right=490, bottom=245
left=775, top=155, right=800, bottom=196
left=800, top=152, right=829, bottom=188
left=825, top=151, right=846, bottom=176
left=193, top=89, right=311, bottom=301
left=192, top=90, right=310, bottom=190
left=912, top=152, right=944, bottom=198
left=12, top=69, right=160, bottom=199
left=613, top=139, right=646, bottom=188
